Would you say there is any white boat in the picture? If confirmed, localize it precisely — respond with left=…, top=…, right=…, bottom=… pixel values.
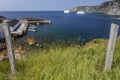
left=28, top=28, right=37, bottom=32
left=64, top=10, right=70, bottom=13
left=77, top=11, right=85, bottom=14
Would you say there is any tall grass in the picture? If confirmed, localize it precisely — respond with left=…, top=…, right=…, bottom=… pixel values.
left=0, top=38, right=120, bottom=80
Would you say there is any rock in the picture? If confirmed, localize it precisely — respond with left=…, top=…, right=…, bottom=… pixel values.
left=0, top=45, right=27, bottom=61
left=114, top=17, right=120, bottom=20
left=14, top=44, right=26, bottom=54
left=0, top=50, right=8, bottom=61
left=0, top=16, right=6, bottom=19
left=15, top=53, right=25, bottom=60
left=35, top=43, right=44, bottom=48
left=24, top=37, right=36, bottom=46
left=0, top=16, right=6, bottom=23
left=70, top=1, right=120, bottom=15
left=14, top=45, right=26, bottom=60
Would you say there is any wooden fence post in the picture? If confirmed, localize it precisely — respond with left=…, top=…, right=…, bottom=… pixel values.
left=3, top=20, right=16, bottom=75
left=104, top=23, right=119, bottom=71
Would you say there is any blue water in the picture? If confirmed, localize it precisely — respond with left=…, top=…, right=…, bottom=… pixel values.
left=0, top=11, right=120, bottom=44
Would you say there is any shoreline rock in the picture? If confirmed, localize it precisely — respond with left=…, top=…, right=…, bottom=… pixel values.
left=70, top=1, right=120, bottom=15
left=114, top=17, right=120, bottom=20
left=24, top=37, right=36, bottom=46
left=0, top=16, right=6, bottom=23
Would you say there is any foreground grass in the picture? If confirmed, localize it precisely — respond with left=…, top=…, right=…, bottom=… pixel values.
left=0, top=38, right=120, bottom=80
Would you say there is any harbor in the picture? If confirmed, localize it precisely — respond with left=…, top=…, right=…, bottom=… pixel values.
left=0, top=0, right=120, bottom=79
left=0, top=16, right=52, bottom=52
left=0, top=17, right=52, bottom=37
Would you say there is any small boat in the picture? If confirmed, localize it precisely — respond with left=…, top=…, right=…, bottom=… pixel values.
left=64, top=10, right=70, bottom=13
left=77, top=11, right=85, bottom=14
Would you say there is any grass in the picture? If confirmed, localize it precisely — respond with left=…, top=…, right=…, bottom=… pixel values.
left=0, top=37, right=120, bottom=80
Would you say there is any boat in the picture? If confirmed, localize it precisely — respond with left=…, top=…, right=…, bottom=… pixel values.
left=28, top=28, right=37, bottom=32
left=77, top=11, right=85, bottom=14
left=64, top=10, right=70, bottom=13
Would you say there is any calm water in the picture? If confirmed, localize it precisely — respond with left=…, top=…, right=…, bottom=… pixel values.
left=0, top=11, right=120, bottom=44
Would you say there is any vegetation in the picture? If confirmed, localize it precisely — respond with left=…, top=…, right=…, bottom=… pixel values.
left=0, top=37, right=120, bottom=80
left=114, top=0, right=120, bottom=3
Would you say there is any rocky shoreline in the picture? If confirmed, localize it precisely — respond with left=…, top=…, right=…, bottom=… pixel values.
left=70, top=1, right=120, bottom=15
left=0, top=16, right=49, bottom=61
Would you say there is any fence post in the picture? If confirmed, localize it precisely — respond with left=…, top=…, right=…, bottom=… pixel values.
left=3, top=20, right=16, bottom=75
left=104, top=23, right=119, bottom=71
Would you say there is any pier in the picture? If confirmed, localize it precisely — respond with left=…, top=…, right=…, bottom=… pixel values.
left=0, top=18, right=52, bottom=37
left=27, top=20, right=52, bottom=25
left=25, top=17, right=52, bottom=25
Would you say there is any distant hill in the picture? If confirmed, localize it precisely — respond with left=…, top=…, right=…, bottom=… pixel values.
left=70, top=1, right=120, bottom=15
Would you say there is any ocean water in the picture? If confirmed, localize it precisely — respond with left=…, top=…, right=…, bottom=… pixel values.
left=0, top=11, right=120, bottom=44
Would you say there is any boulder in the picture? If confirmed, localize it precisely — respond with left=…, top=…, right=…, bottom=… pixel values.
left=35, top=43, right=44, bottom=48
left=0, top=16, right=6, bottom=23
left=24, top=37, right=36, bottom=46
left=0, top=50, right=8, bottom=61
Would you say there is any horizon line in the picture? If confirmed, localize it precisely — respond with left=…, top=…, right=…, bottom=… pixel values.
left=0, top=10, right=64, bottom=12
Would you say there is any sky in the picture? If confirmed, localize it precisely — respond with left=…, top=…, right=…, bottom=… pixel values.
left=0, top=0, right=111, bottom=11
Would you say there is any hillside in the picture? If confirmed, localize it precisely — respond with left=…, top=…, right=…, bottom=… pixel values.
left=70, top=1, right=120, bottom=15
left=0, top=37, right=120, bottom=80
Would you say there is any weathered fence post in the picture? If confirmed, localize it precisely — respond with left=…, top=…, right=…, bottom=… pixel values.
left=3, top=20, right=16, bottom=75
left=104, top=23, right=119, bottom=71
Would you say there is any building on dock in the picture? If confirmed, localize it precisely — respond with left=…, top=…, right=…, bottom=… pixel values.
left=8, top=19, right=20, bottom=31
left=0, top=19, right=28, bottom=37
left=11, top=20, right=28, bottom=36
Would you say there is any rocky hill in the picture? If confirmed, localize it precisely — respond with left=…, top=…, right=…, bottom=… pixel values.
left=70, top=1, right=120, bottom=15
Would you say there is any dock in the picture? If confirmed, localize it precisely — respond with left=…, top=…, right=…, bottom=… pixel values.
left=27, top=20, right=52, bottom=25
left=0, top=18, right=52, bottom=37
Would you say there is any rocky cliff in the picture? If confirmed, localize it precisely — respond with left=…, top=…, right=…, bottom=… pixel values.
left=70, top=1, right=120, bottom=15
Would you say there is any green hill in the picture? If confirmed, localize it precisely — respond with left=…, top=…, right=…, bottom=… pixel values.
left=70, top=1, right=120, bottom=15
left=0, top=37, right=120, bottom=80
left=114, top=0, right=120, bottom=3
